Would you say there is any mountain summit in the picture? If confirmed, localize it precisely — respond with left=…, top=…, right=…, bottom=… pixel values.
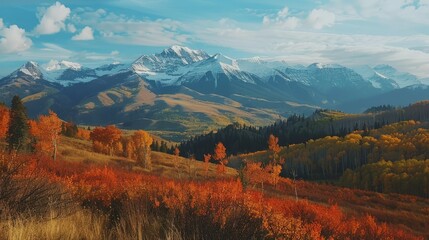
left=12, top=61, right=43, bottom=80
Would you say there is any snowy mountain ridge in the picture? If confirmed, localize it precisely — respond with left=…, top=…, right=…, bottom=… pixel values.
left=2, top=46, right=427, bottom=91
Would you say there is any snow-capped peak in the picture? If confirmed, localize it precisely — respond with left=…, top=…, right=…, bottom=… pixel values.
left=161, top=45, right=210, bottom=65
left=44, top=60, right=82, bottom=72
left=244, top=56, right=264, bottom=64
left=14, top=61, right=43, bottom=79
left=308, top=63, right=343, bottom=69
left=373, top=64, right=421, bottom=88
left=132, top=45, right=210, bottom=78
left=212, top=53, right=238, bottom=68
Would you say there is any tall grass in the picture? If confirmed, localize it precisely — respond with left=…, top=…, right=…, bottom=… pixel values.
left=0, top=209, right=106, bottom=240
left=0, top=206, right=183, bottom=240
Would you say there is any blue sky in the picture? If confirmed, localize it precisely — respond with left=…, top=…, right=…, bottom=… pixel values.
left=1, top=0, right=429, bottom=77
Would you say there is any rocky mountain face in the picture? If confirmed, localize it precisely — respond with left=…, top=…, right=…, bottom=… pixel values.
left=1, top=46, right=428, bottom=140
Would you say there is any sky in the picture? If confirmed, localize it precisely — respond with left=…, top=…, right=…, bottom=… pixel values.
left=1, top=0, right=429, bottom=77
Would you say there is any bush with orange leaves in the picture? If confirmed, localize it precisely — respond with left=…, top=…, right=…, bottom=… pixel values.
left=26, top=155, right=422, bottom=240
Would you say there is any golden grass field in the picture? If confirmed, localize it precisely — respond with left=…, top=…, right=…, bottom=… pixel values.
left=58, top=136, right=237, bottom=179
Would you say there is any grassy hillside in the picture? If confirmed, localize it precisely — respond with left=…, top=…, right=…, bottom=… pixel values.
left=0, top=132, right=427, bottom=239
left=58, top=136, right=237, bottom=179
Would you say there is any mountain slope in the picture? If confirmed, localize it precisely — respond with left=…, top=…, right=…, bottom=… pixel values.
left=373, top=64, right=421, bottom=87
left=3, top=46, right=429, bottom=140
left=0, top=61, right=61, bottom=104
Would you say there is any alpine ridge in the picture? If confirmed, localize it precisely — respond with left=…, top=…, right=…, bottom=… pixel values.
left=1, top=45, right=429, bottom=140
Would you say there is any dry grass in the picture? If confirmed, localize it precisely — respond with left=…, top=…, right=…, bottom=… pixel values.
left=0, top=209, right=107, bottom=240
left=0, top=207, right=182, bottom=240
left=58, top=137, right=126, bottom=165
left=58, top=136, right=237, bottom=180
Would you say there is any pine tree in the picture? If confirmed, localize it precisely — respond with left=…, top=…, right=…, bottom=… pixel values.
left=7, top=96, right=30, bottom=152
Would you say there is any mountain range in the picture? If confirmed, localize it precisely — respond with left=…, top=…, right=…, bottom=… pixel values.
left=1, top=45, right=428, bottom=140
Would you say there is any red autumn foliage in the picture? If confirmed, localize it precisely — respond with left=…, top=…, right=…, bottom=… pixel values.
left=13, top=153, right=421, bottom=240
left=29, top=110, right=63, bottom=160
left=90, top=125, right=122, bottom=155
left=0, top=105, right=9, bottom=139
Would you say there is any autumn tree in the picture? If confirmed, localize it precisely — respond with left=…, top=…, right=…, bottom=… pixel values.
left=203, top=153, right=211, bottom=177
left=173, top=147, right=180, bottom=173
left=268, top=134, right=281, bottom=164
left=61, top=122, right=78, bottom=138
left=90, top=125, right=122, bottom=155
left=7, top=96, right=30, bottom=152
left=244, top=161, right=269, bottom=191
left=213, top=142, right=227, bottom=175
left=30, top=110, right=63, bottom=160
left=0, top=104, right=10, bottom=139
left=76, top=128, right=91, bottom=140
left=131, top=130, right=153, bottom=170
left=266, top=164, right=282, bottom=189
left=187, top=154, right=196, bottom=179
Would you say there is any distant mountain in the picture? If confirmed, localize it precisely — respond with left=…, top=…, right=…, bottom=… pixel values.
left=2, top=46, right=429, bottom=140
left=373, top=64, right=421, bottom=88
left=282, top=63, right=378, bottom=103
left=339, top=84, right=429, bottom=113
left=0, top=61, right=61, bottom=103
left=41, top=60, right=129, bottom=86
left=352, top=65, right=399, bottom=90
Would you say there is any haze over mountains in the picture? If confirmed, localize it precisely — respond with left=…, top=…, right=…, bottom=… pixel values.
left=1, top=45, right=428, bottom=140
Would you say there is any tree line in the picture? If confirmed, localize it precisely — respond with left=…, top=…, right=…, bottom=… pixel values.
left=179, top=101, right=429, bottom=161
left=340, top=159, right=429, bottom=198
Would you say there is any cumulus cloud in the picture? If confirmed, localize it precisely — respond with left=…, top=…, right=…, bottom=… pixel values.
left=0, top=20, right=32, bottom=54
left=72, top=26, right=94, bottom=40
left=277, top=7, right=289, bottom=19
left=307, top=9, right=336, bottom=30
left=262, top=7, right=301, bottom=30
left=262, top=6, right=335, bottom=30
left=72, top=8, right=188, bottom=46
left=67, top=23, right=76, bottom=33
left=34, top=1, right=71, bottom=35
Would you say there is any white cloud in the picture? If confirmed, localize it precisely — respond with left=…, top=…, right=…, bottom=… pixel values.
left=0, top=23, right=32, bottom=54
left=277, top=7, right=289, bottom=19
left=0, top=42, right=122, bottom=68
left=193, top=20, right=429, bottom=77
left=72, top=26, right=94, bottom=40
left=262, top=6, right=335, bottom=30
left=262, top=16, right=270, bottom=25
left=262, top=7, right=301, bottom=30
left=327, top=0, right=429, bottom=25
left=281, top=17, right=300, bottom=30
left=72, top=8, right=188, bottom=46
left=307, top=9, right=336, bottom=30
left=34, top=1, right=71, bottom=35
left=67, top=23, right=76, bottom=33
